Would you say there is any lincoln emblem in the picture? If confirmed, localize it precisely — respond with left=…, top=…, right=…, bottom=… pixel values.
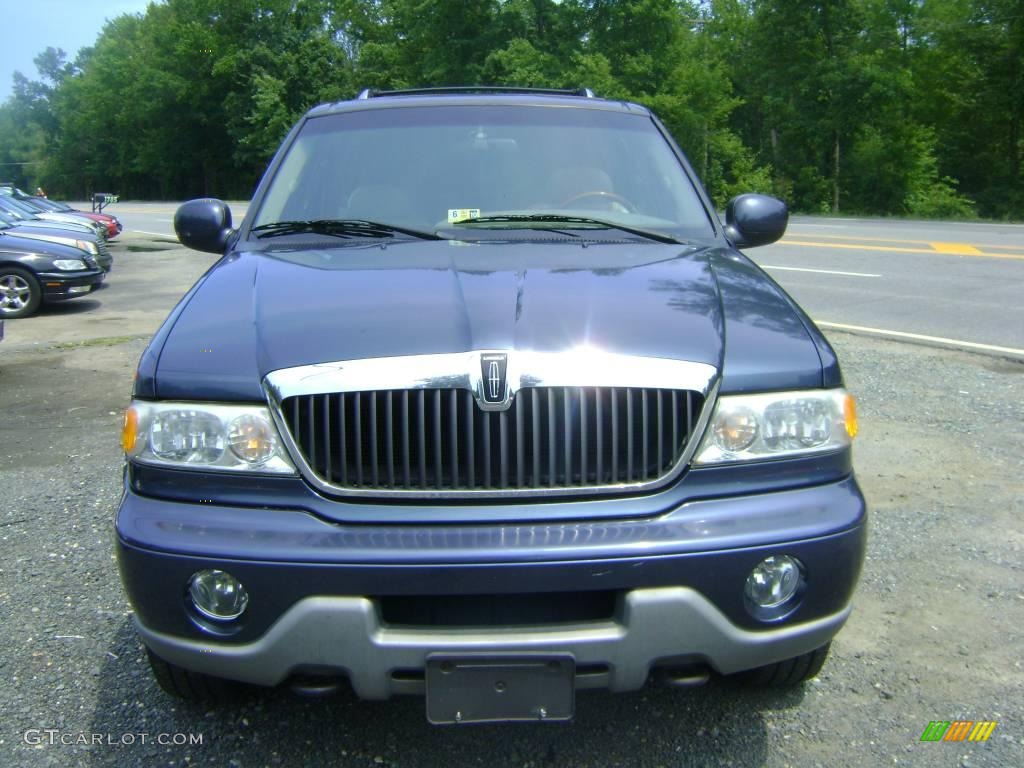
left=479, top=353, right=509, bottom=406
left=488, top=361, right=501, bottom=400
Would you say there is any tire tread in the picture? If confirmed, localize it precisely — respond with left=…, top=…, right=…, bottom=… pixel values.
left=146, top=648, right=239, bottom=703
left=737, top=642, right=831, bottom=688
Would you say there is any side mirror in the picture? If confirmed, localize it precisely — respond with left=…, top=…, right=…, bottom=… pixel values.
left=174, top=198, right=234, bottom=254
left=724, top=194, right=788, bottom=249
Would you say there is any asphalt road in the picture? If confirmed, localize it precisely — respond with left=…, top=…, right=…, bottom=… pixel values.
left=752, top=216, right=1024, bottom=356
left=1, top=215, right=1021, bottom=767
left=94, top=203, right=1024, bottom=358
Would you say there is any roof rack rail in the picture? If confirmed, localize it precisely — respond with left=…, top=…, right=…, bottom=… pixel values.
left=356, top=86, right=596, bottom=100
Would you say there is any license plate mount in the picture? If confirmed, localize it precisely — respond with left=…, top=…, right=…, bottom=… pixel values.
left=425, top=654, right=575, bottom=724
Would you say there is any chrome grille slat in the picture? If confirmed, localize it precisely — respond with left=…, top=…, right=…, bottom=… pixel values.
left=369, top=391, right=378, bottom=486
left=306, top=394, right=316, bottom=473
left=323, top=394, right=332, bottom=483
left=417, top=391, right=426, bottom=488
left=622, top=387, right=630, bottom=483
left=547, top=389, right=556, bottom=487
left=433, top=390, right=442, bottom=490
left=579, top=388, right=587, bottom=486
left=401, top=391, right=410, bottom=488
left=339, top=393, right=347, bottom=486
left=656, top=390, right=663, bottom=477
left=610, top=388, right=619, bottom=483
left=641, top=389, right=649, bottom=480
left=385, top=391, right=394, bottom=488
left=449, top=390, right=459, bottom=488
left=499, top=411, right=509, bottom=489
left=465, top=392, right=475, bottom=489
left=563, top=390, right=573, bottom=485
left=515, top=399, right=525, bottom=488
left=482, top=406, right=493, bottom=488
left=531, top=389, right=540, bottom=486
left=281, top=385, right=704, bottom=496
left=354, top=392, right=363, bottom=486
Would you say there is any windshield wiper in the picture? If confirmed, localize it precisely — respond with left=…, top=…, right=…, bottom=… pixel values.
left=451, top=214, right=683, bottom=244
left=251, top=219, right=442, bottom=241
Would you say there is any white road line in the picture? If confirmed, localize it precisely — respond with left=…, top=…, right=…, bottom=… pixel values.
left=762, top=265, right=881, bottom=278
left=789, top=224, right=851, bottom=229
left=816, top=321, right=1024, bottom=358
left=132, top=230, right=178, bottom=238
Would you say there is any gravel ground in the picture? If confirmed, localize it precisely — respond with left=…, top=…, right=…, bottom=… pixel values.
left=0, top=241, right=1021, bottom=768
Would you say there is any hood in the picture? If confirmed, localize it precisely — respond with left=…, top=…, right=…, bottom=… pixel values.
left=0, top=214, right=94, bottom=235
left=0, top=231, right=93, bottom=260
left=77, top=211, right=116, bottom=223
left=1, top=224, right=91, bottom=252
left=34, top=211, right=102, bottom=231
left=152, top=239, right=822, bottom=400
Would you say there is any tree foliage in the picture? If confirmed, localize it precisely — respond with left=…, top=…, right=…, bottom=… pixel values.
left=0, top=0, right=1018, bottom=218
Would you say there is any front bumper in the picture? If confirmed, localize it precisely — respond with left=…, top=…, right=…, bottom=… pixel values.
left=38, top=269, right=104, bottom=301
left=117, top=474, right=866, bottom=695
left=137, top=588, right=852, bottom=699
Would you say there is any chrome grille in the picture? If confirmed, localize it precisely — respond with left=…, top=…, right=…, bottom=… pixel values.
left=281, top=387, right=703, bottom=494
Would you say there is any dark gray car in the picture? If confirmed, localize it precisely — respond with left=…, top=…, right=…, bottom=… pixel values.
left=0, top=228, right=105, bottom=318
left=0, top=210, right=112, bottom=272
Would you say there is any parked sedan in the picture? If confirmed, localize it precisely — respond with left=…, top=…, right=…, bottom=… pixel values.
left=21, top=195, right=121, bottom=239
left=0, top=194, right=107, bottom=239
left=0, top=229, right=105, bottom=318
left=0, top=210, right=112, bottom=271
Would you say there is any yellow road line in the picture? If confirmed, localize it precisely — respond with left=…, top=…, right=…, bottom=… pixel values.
left=788, top=231, right=1024, bottom=249
left=788, top=231, right=939, bottom=245
left=930, top=241, right=983, bottom=255
left=963, top=242, right=1024, bottom=251
left=781, top=239, right=1024, bottom=260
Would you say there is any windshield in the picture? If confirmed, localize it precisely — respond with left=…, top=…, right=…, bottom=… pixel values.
left=15, top=197, right=45, bottom=213
left=0, top=197, right=36, bottom=219
left=252, top=105, right=716, bottom=240
left=30, top=197, right=66, bottom=212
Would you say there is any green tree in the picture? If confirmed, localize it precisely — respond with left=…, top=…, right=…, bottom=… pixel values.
left=912, top=0, right=1022, bottom=217
left=3, top=0, right=1017, bottom=217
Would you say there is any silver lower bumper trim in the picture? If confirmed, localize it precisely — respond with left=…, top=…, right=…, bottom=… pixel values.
left=137, top=588, right=851, bottom=699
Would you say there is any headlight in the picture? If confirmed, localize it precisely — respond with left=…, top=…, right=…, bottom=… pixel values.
left=52, top=259, right=87, bottom=271
left=694, top=389, right=856, bottom=464
left=122, top=401, right=296, bottom=474
left=74, top=239, right=99, bottom=254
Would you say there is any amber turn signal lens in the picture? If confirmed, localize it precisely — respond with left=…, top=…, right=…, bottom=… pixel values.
left=843, top=394, right=858, bottom=439
left=121, top=406, right=139, bottom=454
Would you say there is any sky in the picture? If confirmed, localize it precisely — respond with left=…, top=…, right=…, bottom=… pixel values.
left=2, top=0, right=155, bottom=102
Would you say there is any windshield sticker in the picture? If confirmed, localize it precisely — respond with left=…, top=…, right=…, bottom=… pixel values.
left=447, top=208, right=481, bottom=224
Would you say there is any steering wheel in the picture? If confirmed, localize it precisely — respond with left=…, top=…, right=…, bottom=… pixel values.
left=558, top=190, right=638, bottom=213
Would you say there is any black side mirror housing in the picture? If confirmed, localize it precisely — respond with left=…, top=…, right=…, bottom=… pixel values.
left=174, top=198, right=234, bottom=254
left=724, top=194, right=788, bottom=249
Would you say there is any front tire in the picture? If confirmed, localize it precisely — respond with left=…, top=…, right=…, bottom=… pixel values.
left=0, top=267, right=41, bottom=319
left=146, top=648, right=241, bottom=703
left=735, top=642, right=831, bottom=687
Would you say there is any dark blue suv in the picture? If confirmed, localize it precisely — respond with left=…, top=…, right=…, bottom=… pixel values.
left=117, top=88, right=865, bottom=723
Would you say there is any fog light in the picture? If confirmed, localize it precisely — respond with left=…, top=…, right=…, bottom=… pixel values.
left=188, top=569, right=248, bottom=621
left=745, top=556, right=802, bottom=609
